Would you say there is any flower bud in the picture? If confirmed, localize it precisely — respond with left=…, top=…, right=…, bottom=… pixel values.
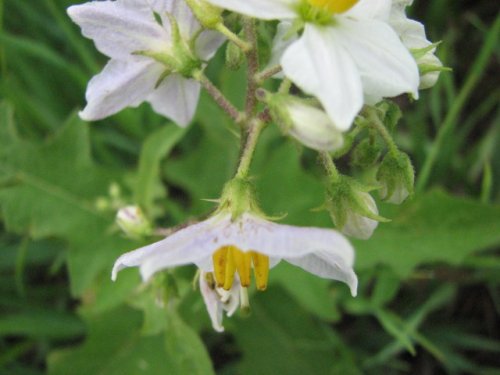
left=184, top=0, right=223, bottom=29
left=225, top=40, right=244, bottom=70
left=116, top=206, right=152, bottom=239
left=326, top=177, right=388, bottom=239
left=263, top=92, right=344, bottom=151
left=376, top=152, right=415, bottom=204
left=411, top=44, right=446, bottom=90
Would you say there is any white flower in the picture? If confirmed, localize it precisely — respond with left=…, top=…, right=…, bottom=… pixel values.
left=112, top=211, right=358, bottom=330
left=68, top=0, right=223, bottom=126
left=389, top=0, right=443, bottom=89
left=206, top=0, right=419, bottom=131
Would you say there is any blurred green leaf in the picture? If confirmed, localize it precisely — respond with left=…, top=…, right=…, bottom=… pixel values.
left=356, top=190, right=500, bottom=276
left=0, top=102, right=131, bottom=295
left=48, top=307, right=173, bottom=375
left=0, top=311, right=84, bottom=339
left=232, top=285, right=362, bottom=375
left=135, top=124, right=187, bottom=215
left=164, top=311, right=215, bottom=375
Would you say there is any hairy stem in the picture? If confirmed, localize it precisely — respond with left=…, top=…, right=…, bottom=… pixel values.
left=319, top=151, right=341, bottom=183
left=244, top=17, right=260, bottom=118
left=255, top=65, right=282, bottom=84
left=236, top=120, right=265, bottom=179
left=215, top=23, right=252, bottom=52
left=193, top=71, right=244, bottom=123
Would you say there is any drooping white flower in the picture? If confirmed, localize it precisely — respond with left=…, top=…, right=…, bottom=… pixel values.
left=389, top=0, right=443, bottom=89
left=112, top=210, right=358, bottom=331
left=68, top=0, right=223, bottom=126
left=206, top=0, right=419, bottom=131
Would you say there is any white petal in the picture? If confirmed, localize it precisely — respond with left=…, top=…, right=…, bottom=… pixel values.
left=80, top=58, right=164, bottom=121
left=286, top=101, right=344, bottom=151
left=147, top=74, right=201, bottom=126
left=120, top=0, right=200, bottom=38
left=285, top=252, right=358, bottom=296
left=205, top=0, right=297, bottom=20
left=266, top=21, right=298, bottom=77
left=67, top=1, right=169, bottom=60
left=342, top=192, right=378, bottom=239
left=195, top=30, right=225, bottom=60
left=111, top=216, right=220, bottom=280
left=281, top=25, right=363, bottom=131
left=345, top=0, right=391, bottom=21
left=199, top=272, right=224, bottom=332
left=338, top=18, right=419, bottom=101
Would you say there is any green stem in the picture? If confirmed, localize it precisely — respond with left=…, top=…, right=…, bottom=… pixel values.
left=367, top=111, right=398, bottom=154
left=255, top=64, right=282, bottom=84
left=319, top=151, right=341, bottom=183
left=235, top=120, right=265, bottom=179
left=216, top=23, right=252, bottom=53
left=416, top=14, right=500, bottom=192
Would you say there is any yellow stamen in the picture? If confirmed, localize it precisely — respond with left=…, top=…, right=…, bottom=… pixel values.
left=308, top=0, right=359, bottom=14
left=251, top=253, right=270, bottom=291
left=211, top=246, right=270, bottom=291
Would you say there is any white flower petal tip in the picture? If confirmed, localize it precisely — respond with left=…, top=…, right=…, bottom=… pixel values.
left=68, top=0, right=222, bottom=125
left=111, top=211, right=358, bottom=330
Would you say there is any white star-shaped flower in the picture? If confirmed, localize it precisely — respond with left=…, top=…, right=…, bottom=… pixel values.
left=206, top=0, right=419, bottom=131
left=112, top=211, right=358, bottom=331
left=68, top=0, right=223, bottom=126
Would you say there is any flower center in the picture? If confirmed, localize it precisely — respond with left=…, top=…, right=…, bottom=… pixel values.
left=212, top=246, right=270, bottom=291
left=307, top=0, right=359, bottom=14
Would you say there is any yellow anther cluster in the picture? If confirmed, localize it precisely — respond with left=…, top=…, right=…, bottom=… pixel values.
left=307, top=0, right=359, bottom=14
left=212, top=246, right=270, bottom=291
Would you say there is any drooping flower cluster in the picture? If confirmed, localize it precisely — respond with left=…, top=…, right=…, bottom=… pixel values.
left=68, top=0, right=443, bottom=331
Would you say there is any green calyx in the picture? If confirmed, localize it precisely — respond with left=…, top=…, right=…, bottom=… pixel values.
left=217, top=177, right=264, bottom=220
left=184, top=0, right=223, bottom=29
left=376, top=152, right=415, bottom=203
left=296, top=1, right=335, bottom=25
left=136, top=13, right=202, bottom=78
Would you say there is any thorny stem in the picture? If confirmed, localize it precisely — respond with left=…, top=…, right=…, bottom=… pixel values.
left=319, top=151, right=341, bottom=183
left=244, top=17, right=260, bottom=118
left=215, top=23, right=252, bottom=53
left=193, top=71, right=245, bottom=123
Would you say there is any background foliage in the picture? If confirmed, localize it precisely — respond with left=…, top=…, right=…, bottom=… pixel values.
left=0, top=0, right=499, bottom=374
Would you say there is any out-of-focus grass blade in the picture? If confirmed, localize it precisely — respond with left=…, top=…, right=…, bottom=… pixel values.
left=0, top=31, right=87, bottom=86
left=417, top=14, right=500, bottom=192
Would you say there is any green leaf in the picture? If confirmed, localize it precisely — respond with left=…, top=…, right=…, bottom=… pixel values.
left=232, top=285, right=362, bottom=375
left=134, top=124, right=187, bottom=215
left=164, top=311, right=215, bottom=375
left=355, top=190, right=500, bottom=277
left=0, top=311, right=84, bottom=339
left=48, top=307, right=173, bottom=375
left=0, top=103, right=132, bottom=295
